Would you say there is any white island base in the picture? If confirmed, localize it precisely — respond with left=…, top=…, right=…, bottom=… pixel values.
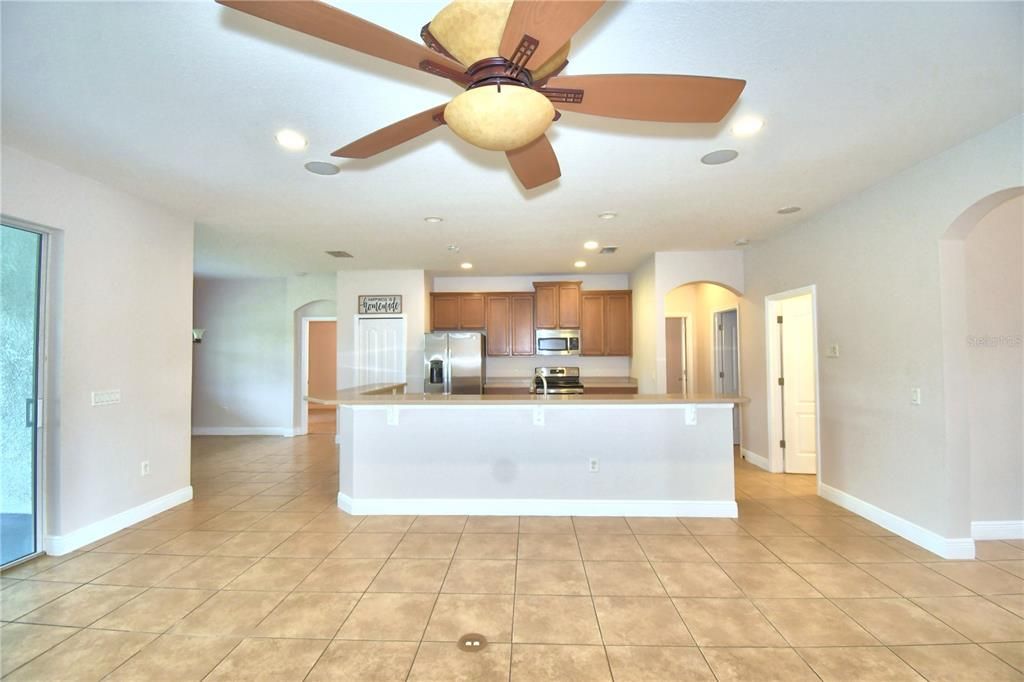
left=336, top=399, right=738, bottom=518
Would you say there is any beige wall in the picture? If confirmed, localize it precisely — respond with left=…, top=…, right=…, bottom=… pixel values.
left=1, top=144, right=194, bottom=541
left=965, top=196, right=1023, bottom=522
left=741, top=115, right=1023, bottom=539
left=307, top=321, right=337, bottom=400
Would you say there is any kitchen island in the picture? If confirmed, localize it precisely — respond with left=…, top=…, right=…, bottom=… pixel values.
left=308, top=387, right=747, bottom=518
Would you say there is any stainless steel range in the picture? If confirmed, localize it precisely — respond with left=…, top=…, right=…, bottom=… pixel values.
left=531, top=367, right=584, bottom=395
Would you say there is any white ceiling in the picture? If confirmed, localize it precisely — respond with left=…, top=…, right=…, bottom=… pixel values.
left=2, top=1, right=1021, bottom=277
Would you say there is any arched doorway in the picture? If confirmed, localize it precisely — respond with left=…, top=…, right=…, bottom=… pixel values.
left=293, top=298, right=336, bottom=436
left=940, top=187, right=1023, bottom=539
left=663, top=281, right=742, bottom=443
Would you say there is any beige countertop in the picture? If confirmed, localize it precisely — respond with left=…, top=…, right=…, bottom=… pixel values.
left=308, top=385, right=746, bottom=406
left=484, top=375, right=638, bottom=388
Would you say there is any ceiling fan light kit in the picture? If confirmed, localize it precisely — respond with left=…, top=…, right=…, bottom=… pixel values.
left=218, top=0, right=746, bottom=190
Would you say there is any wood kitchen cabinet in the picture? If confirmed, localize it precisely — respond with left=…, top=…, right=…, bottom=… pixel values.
left=580, top=294, right=606, bottom=355
left=484, top=293, right=535, bottom=356
left=533, top=281, right=581, bottom=329
left=580, top=290, right=632, bottom=356
left=604, top=292, right=632, bottom=356
left=430, top=292, right=485, bottom=330
left=431, top=294, right=460, bottom=330
left=511, top=294, right=535, bottom=356
left=485, top=295, right=510, bottom=356
left=459, top=294, right=485, bottom=329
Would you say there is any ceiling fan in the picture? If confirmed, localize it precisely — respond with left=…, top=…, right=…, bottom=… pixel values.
left=217, top=0, right=746, bottom=189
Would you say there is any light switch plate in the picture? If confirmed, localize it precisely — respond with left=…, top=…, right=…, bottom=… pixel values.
left=827, top=344, right=840, bottom=358
left=91, top=389, right=121, bottom=406
left=911, top=388, right=922, bottom=405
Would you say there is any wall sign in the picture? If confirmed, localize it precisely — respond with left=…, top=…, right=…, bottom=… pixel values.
left=358, top=295, right=403, bottom=315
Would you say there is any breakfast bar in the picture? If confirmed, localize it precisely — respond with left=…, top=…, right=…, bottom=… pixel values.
left=309, top=388, right=747, bottom=518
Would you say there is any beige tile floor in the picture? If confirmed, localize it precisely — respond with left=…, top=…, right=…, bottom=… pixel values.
left=2, top=434, right=1023, bottom=681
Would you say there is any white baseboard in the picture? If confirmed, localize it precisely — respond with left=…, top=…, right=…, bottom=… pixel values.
left=338, top=493, right=737, bottom=518
left=191, top=426, right=294, bottom=437
left=741, top=448, right=770, bottom=471
left=972, top=520, right=1024, bottom=540
left=44, top=486, right=193, bottom=556
left=819, top=483, right=974, bottom=560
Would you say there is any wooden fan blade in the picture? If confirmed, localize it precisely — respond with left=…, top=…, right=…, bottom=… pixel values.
left=332, top=105, right=447, bottom=159
left=543, top=74, right=746, bottom=122
left=506, top=134, right=561, bottom=190
left=217, top=1, right=465, bottom=80
left=499, top=1, right=604, bottom=70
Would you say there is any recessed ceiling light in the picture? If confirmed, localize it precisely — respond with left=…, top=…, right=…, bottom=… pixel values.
left=734, top=238, right=750, bottom=246
left=597, top=212, right=617, bottom=220
left=583, top=240, right=599, bottom=250
left=304, top=161, right=339, bottom=175
left=275, top=129, right=307, bottom=151
left=424, top=216, right=444, bottom=223
left=574, top=260, right=587, bottom=268
left=701, top=149, right=739, bottom=165
left=731, top=116, right=764, bottom=137
left=777, top=206, right=802, bottom=215
left=460, top=262, right=473, bottom=270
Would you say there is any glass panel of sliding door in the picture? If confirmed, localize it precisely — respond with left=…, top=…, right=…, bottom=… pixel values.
left=1, top=224, right=43, bottom=566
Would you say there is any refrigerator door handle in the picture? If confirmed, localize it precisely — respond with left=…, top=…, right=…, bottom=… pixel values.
left=445, top=344, right=452, bottom=395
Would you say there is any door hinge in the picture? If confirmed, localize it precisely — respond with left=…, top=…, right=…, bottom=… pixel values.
left=777, top=315, right=783, bottom=324
left=719, top=371, right=725, bottom=378
left=718, top=324, right=723, bottom=331
left=779, top=439, right=786, bottom=449
left=778, top=377, right=785, bottom=386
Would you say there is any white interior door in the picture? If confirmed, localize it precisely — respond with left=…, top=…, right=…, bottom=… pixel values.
left=780, top=295, right=817, bottom=473
left=356, top=317, right=406, bottom=387
left=714, top=309, right=740, bottom=444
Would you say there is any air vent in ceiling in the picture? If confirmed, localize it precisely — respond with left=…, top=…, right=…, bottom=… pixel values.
left=599, top=246, right=619, bottom=255
left=326, top=250, right=354, bottom=258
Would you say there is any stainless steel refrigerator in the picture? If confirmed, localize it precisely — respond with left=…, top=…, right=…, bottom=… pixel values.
left=424, top=332, right=486, bottom=394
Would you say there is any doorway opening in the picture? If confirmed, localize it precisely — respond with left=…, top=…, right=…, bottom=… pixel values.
left=300, top=316, right=336, bottom=436
left=665, top=316, right=691, bottom=395
left=664, top=281, right=742, bottom=444
left=1, top=222, right=47, bottom=567
left=766, top=287, right=821, bottom=475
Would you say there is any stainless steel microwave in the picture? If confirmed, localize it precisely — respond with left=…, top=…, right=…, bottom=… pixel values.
left=536, top=329, right=581, bottom=355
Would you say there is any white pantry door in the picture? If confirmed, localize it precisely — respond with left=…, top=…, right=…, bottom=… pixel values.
left=356, top=317, right=406, bottom=387
left=781, top=295, right=817, bottom=473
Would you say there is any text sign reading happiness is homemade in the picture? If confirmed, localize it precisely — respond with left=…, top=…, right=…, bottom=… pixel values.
left=358, top=295, right=403, bottom=315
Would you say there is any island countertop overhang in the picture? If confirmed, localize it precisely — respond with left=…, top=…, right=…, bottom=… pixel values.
left=307, top=384, right=748, bottom=407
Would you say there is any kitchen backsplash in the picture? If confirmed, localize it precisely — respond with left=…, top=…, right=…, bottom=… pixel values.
left=486, top=355, right=631, bottom=378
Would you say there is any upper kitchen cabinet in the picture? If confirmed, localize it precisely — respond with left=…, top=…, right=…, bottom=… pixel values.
left=484, top=293, right=535, bottom=356
left=431, top=293, right=460, bottom=330
left=485, top=295, right=510, bottom=356
left=580, top=290, right=632, bottom=356
left=459, top=294, right=486, bottom=329
left=430, top=292, right=485, bottom=330
left=533, top=281, right=581, bottom=329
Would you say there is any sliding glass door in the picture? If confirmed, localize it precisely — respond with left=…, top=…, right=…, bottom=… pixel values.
left=1, top=223, right=43, bottom=566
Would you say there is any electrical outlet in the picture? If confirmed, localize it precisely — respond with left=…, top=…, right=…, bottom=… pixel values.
left=910, top=388, right=922, bottom=405
left=140, top=461, right=150, bottom=476
left=589, top=458, right=599, bottom=473
left=533, top=407, right=544, bottom=426
left=827, top=344, right=840, bottom=358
